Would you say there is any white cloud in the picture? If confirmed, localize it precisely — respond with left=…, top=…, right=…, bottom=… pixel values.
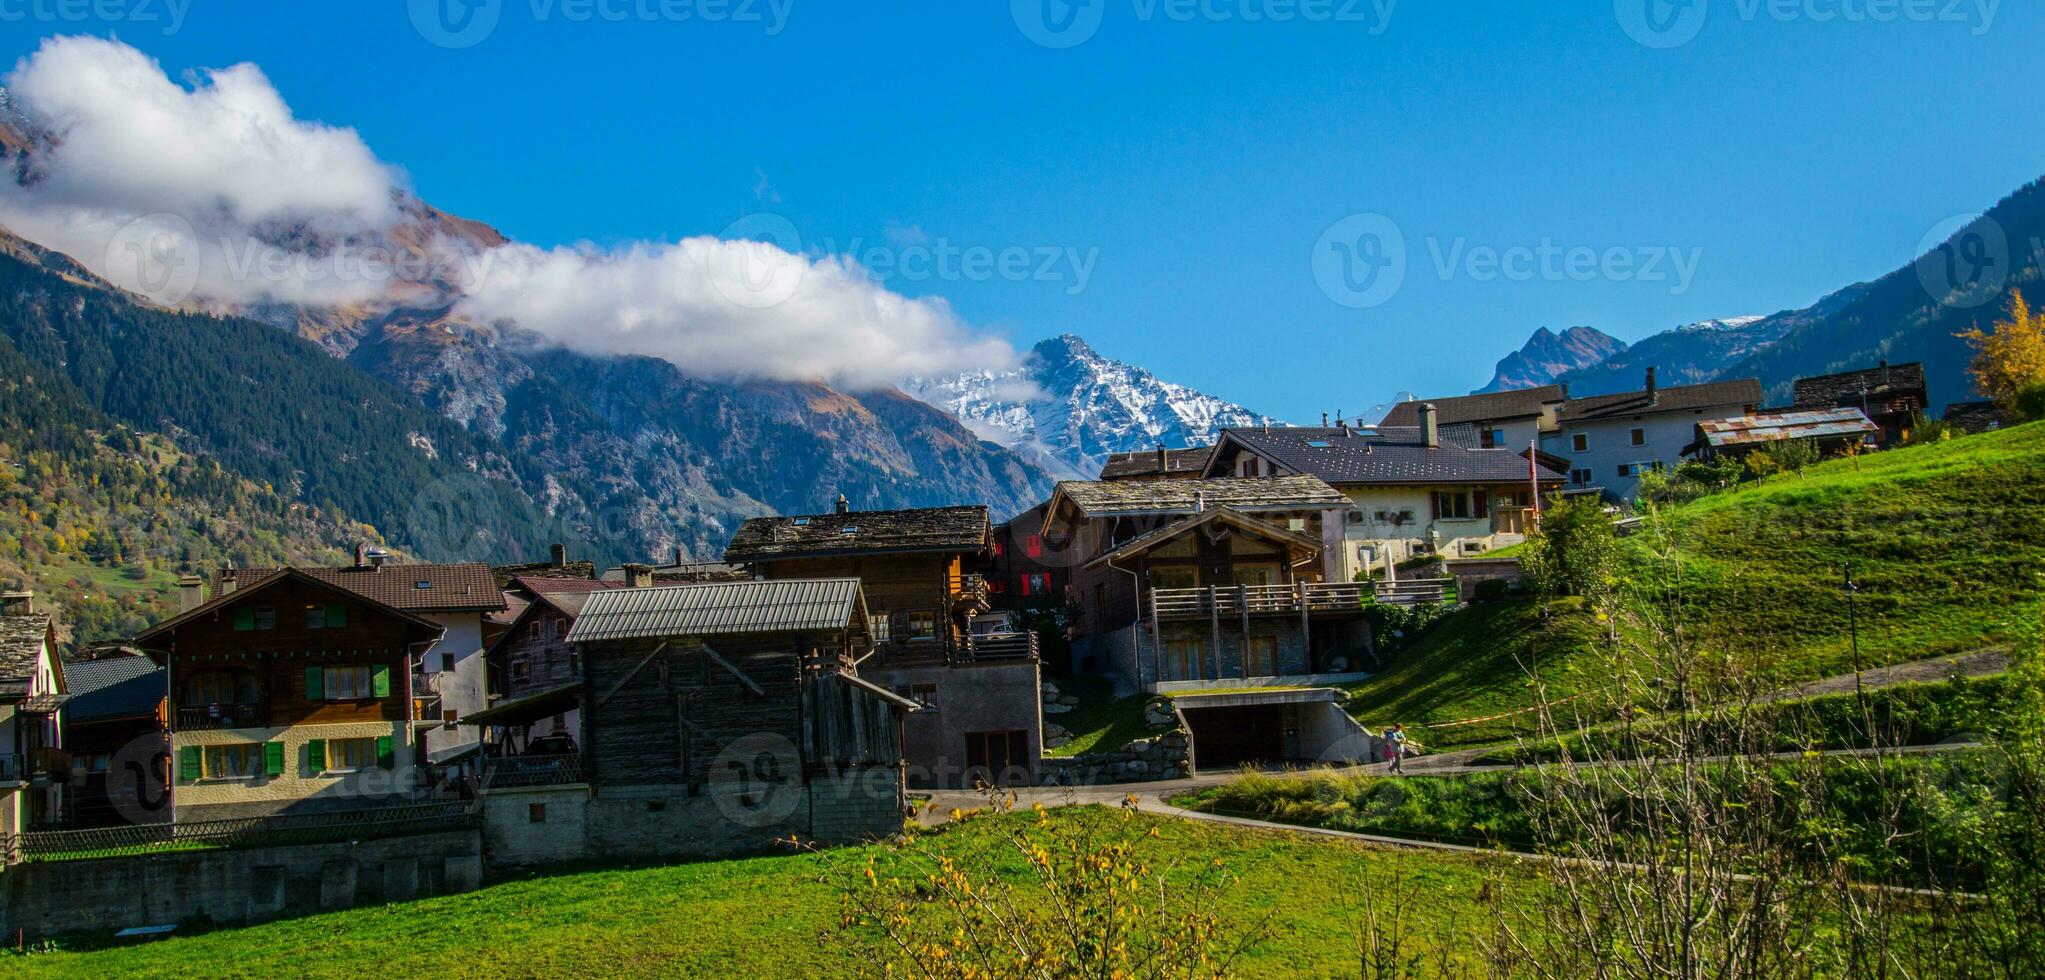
left=458, top=238, right=1020, bottom=389
left=0, top=35, right=401, bottom=307
left=0, top=36, right=1019, bottom=389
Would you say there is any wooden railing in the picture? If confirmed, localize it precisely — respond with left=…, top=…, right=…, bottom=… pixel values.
left=1373, top=578, right=1459, bottom=607
left=955, top=632, right=1039, bottom=663
left=175, top=703, right=269, bottom=730
left=1148, top=582, right=1376, bottom=621
left=949, top=572, right=991, bottom=607
left=480, top=753, right=585, bottom=789
left=1, top=800, right=475, bottom=864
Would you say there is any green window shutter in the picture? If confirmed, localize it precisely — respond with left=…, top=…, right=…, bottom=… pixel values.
left=325, top=602, right=348, bottom=628
left=304, top=739, right=326, bottom=776
left=305, top=666, right=325, bottom=701
left=263, top=741, right=285, bottom=777
left=178, top=745, right=202, bottom=783
left=233, top=606, right=254, bottom=631
left=371, top=664, right=391, bottom=698
left=375, top=736, right=395, bottom=770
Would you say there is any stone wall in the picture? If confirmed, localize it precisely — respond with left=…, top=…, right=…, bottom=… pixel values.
left=0, top=828, right=481, bottom=939
left=1039, top=695, right=1191, bottom=785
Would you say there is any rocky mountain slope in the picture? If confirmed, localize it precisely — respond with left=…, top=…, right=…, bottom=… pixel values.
left=904, top=335, right=1283, bottom=479
left=1552, top=316, right=1775, bottom=397
left=1475, top=326, right=1629, bottom=393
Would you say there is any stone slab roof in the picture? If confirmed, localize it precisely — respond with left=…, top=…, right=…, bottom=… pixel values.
left=723, top=506, right=989, bottom=563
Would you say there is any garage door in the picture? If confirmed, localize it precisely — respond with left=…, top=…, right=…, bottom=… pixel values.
left=1181, top=705, right=1285, bottom=769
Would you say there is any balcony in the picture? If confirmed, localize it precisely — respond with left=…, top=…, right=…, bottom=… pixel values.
left=948, top=573, right=991, bottom=610
left=175, top=703, right=269, bottom=730
left=480, top=753, right=584, bottom=790
left=954, top=631, right=1039, bottom=664
left=0, top=753, right=20, bottom=783
left=412, top=673, right=444, bottom=725
left=27, top=747, right=71, bottom=783
left=1149, top=582, right=1376, bottom=622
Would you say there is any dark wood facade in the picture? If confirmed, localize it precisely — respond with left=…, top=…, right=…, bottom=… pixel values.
left=751, top=555, right=987, bottom=667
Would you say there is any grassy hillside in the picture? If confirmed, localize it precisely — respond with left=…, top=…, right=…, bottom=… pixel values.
left=1347, top=423, right=2045, bottom=747
left=6, top=811, right=1514, bottom=978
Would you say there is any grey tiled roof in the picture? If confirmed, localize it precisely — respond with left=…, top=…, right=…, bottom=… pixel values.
left=60, top=655, right=165, bottom=722
left=1098, top=446, right=1214, bottom=480
left=723, top=506, right=989, bottom=562
left=1558, top=379, right=1763, bottom=422
left=1380, top=386, right=1564, bottom=426
left=567, top=579, right=867, bottom=644
left=1215, top=427, right=1567, bottom=486
left=0, top=613, right=50, bottom=682
left=1052, top=474, right=1347, bottom=519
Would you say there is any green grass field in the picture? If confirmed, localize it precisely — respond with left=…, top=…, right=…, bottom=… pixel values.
left=1342, top=423, right=2045, bottom=749
left=4, top=810, right=1520, bottom=978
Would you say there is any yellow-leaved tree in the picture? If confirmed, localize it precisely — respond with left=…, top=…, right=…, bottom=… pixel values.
left=1960, top=290, right=2045, bottom=417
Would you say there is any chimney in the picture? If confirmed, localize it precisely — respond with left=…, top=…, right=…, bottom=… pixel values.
left=1879, top=359, right=1891, bottom=386
left=674, top=548, right=685, bottom=569
left=0, top=591, right=33, bottom=616
left=1645, top=367, right=1659, bottom=404
left=1559, top=381, right=1571, bottom=401
left=1156, top=442, right=1168, bottom=473
left=623, top=563, right=653, bottom=589
left=550, top=543, right=567, bottom=569
left=833, top=493, right=850, bottom=515
left=354, top=541, right=369, bottom=569
left=220, top=562, right=238, bottom=595
left=1194, top=490, right=1207, bottom=513
left=1321, top=412, right=1330, bottom=427
left=1420, top=403, right=1440, bottom=449
left=177, top=574, right=206, bottom=613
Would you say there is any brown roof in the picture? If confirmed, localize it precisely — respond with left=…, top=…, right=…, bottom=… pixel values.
left=136, top=568, right=446, bottom=649
left=1557, top=379, right=1763, bottom=422
left=1380, top=386, right=1564, bottom=427
left=723, top=506, right=990, bottom=563
left=223, top=563, right=507, bottom=613
left=1098, top=446, right=1214, bottom=480
left=1049, top=474, right=1346, bottom=520
left=1792, top=362, right=1928, bottom=416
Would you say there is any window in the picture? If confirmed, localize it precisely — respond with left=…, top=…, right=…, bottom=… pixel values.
left=987, top=578, right=1007, bottom=594
left=528, top=620, right=542, bottom=638
left=301, top=602, right=346, bottom=629
left=871, top=616, right=892, bottom=643
left=232, top=605, right=276, bottom=631
left=309, top=664, right=385, bottom=701
left=441, top=652, right=457, bottom=673
left=1164, top=640, right=1205, bottom=681
left=324, top=737, right=379, bottom=772
left=304, top=604, right=325, bottom=630
left=907, top=610, right=937, bottom=641
left=1024, top=535, right=1044, bottom=559
left=1233, top=564, right=1280, bottom=587
left=511, top=660, right=531, bottom=683
left=1630, top=427, right=1647, bottom=447
left=1479, top=428, right=1508, bottom=449
left=910, top=683, right=938, bottom=709
left=204, top=744, right=265, bottom=780
left=180, top=671, right=260, bottom=707
left=1435, top=491, right=1474, bottom=520
left=1571, top=433, right=1589, bottom=453
left=1306, top=440, right=1333, bottom=448
left=990, top=539, right=1005, bottom=557
left=567, top=650, right=582, bottom=675
left=529, top=803, right=547, bottom=823
left=1022, top=572, right=1052, bottom=596
left=1150, top=567, right=1197, bottom=591
left=1570, top=468, right=1593, bottom=485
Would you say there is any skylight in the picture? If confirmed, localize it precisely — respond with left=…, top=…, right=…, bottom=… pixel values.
left=792, top=517, right=810, bottom=526
left=1306, top=440, right=1332, bottom=448
left=415, top=580, right=432, bottom=590
left=840, top=526, right=859, bottom=536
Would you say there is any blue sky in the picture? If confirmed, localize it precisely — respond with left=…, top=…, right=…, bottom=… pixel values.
left=3, top=1, right=2042, bottom=421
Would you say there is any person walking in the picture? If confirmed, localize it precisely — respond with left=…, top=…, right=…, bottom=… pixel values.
left=1387, top=723, right=1408, bottom=774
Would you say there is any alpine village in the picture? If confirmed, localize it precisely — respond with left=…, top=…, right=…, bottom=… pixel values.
left=2, top=18, right=2045, bottom=980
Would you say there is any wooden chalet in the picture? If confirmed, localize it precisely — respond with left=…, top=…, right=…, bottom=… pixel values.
left=543, top=579, right=915, bottom=853
left=467, top=575, right=627, bottom=754
left=1792, top=361, right=1928, bottom=448
left=56, top=650, right=167, bottom=827
left=723, top=501, right=1042, bottom=789
left=135, top=570, right=446, bottom=821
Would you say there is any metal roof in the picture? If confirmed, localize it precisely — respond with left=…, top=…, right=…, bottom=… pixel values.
left=566, top=578, right=867, bottom=644
left=1697, top=408, right=1880, bottom=448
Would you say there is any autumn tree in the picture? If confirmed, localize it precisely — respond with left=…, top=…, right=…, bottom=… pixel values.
left=1960, top=290, right=2045, bottom=418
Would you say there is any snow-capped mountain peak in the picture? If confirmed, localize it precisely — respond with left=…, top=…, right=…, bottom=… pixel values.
left=905, top=334, right=1283, bottom=480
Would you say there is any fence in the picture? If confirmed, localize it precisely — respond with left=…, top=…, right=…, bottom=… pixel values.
left=480, top=753, right=585, bottom=789
left=1149, top=582, right=1376, bottom=621
left=955, top=632, right=1039, bottom=663
left=1, top=800, right=477, bottom=864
